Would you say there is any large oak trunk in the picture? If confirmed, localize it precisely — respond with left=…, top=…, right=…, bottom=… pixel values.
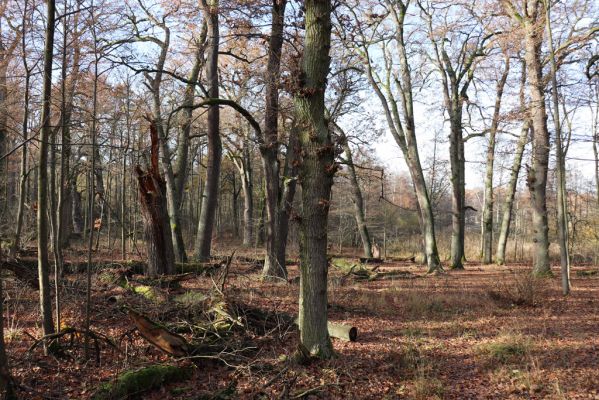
left=295, top=0, right=334, bottom=359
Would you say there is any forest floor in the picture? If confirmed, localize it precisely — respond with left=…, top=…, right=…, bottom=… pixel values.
left=5, top=248, right=599, bottom=400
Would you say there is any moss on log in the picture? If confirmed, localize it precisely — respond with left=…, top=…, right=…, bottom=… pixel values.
left=92, top=364, right=191, bottom=400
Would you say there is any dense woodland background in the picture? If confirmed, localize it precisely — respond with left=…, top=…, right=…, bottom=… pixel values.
left=0, top=0, right=598, bottom=398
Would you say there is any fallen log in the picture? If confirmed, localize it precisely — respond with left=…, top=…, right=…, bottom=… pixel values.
left=293, top=318, right=357, bottom=342
left=92, top=364, right=191, bottom=400
left=127, top=308, right=190, bottom=357
left=230, top=303, right=358, bottom=342
left=385, top=256, right=416, bottom=263
left=326, top=322, right=358, bottom=342
left=1, top=259, right=39, bottom=289
left=359, top=257, right=384, bottom=264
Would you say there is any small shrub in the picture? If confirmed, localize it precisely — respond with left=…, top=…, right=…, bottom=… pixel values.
left=487, top=272, right=539, bottom=307
left=477, top=332, right=532, bottom=365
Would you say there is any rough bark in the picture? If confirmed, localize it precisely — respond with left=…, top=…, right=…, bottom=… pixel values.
left=37, top=0, right=57, bottom=341
left=521, top=3, right=551, bottom=275
left=261, top=0, right=288, bottom=279
left=194, top=0, right=221, bottom=261
left=481, top=58, right=510, bottom=264
left=295, top=0, right=334, bottom=359
left=136, top=123, right=176, bottom=277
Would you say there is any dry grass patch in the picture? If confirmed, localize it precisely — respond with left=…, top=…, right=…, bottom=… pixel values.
left=477, top=331, right=532, bottom=365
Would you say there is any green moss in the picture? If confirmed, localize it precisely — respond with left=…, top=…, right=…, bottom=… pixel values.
left=92, top=365, right=191, bottom=400
left=130, top=285, right=158, bottom=301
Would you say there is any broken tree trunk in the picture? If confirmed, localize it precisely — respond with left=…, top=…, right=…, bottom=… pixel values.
left=127, top=308, right=189, bottom=357
left=135, top=122, right=175, bottom=277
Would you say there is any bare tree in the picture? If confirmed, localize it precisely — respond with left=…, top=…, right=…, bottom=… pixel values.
left=496, top=58, right=530, bottom=265
left=261, top=0, right=289, bottom=279
left=481, top=55, right=510, bottom=264
left=350, top=0, right=442, bottom=272
left=420, top=0, right=493, bottom=269
left=37, top=0, right=57, bottom=350
left=194, top=0, right=221, bottom=261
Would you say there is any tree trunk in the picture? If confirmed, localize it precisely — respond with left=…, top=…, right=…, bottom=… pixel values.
left=37, top=0, right=57, bottom=343
left=481, top=58, right=510, bottom=264
left=546, top=3, right=569, bottom=292
left=295, top=0, right=334, bottom=359
left=136, top=123, right=176, bottom=277
left=57, top=7, right=80, bottom=251
left=143, top=24, right=188, bottom=263
left=175, top=23, right=207, bottom=250
left=363, top=2, right=442, bottom=273
left=449, top=110, right=466, bottom=269
left=275, top=124, right=299, bottom=269
left=261, top=0, right=288, bottom=279
left=0, top=253, right=15, bottom=399
left=496, top=120, right=530, bottom=265
left=523, top=11, right=551, bottom=276
left=11, top=23, right=32, bottom=256
left=341, top=138, right=372, bottom=258
left=240, top=131, right=254, bottom=246
left=72, top=183, right=84, bottom=236
left=0, top=37, right=7, bottom=213
left=194, top=0, right=221, bottom=261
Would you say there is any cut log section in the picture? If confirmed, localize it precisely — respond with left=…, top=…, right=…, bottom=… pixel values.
left=294, top=317, right=357, bottom=342
left=327, top=322, right=358, bottom=342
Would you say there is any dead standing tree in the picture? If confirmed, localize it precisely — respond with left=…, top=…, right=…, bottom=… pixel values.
left=136, top=122, right=175, bottom=276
